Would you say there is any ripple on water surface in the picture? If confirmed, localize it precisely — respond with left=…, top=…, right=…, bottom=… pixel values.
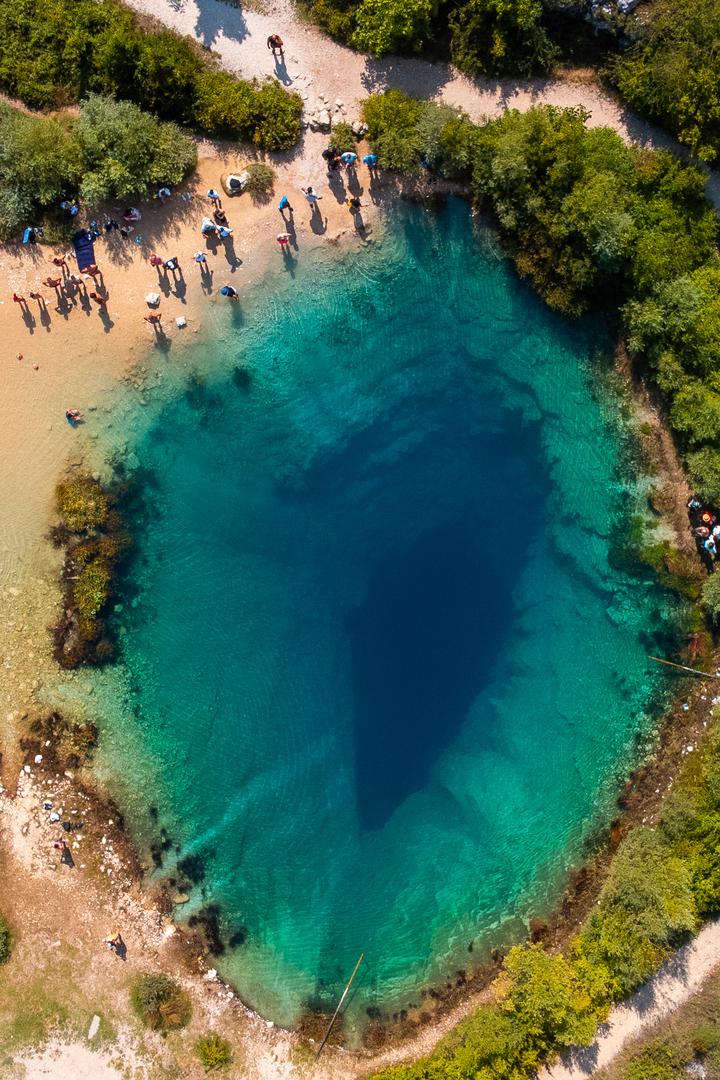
left=99, top=200, right=678, bottom=1027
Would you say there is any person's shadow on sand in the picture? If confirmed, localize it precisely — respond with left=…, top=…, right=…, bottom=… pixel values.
left=274, top=55, right=293, bottom=86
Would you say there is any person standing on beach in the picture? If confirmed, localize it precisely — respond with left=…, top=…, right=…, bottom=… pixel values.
left=341, top=150, right=358, bottom=169
left=29, top=291, right=46, bottom=306
left=301, top=187, right=321, bottom=206
left=207, top=188, right=222, bottom=208
left=89, top=291, right=108, bottom=308
left=144, top=312, right=162, bottom=324
left=220, top=284, right=239, bottom=299
left=193, top=251, right=207, bottom=265
left=52, top=255, right=68, bottom=272
left=267, top=34, right=284, bottom=57
left=42, top=277, right=62, bottom=291
left=149, top=253, right=163, bottom=268
left=12, top=292, right=28, bottom=309
left=278, top=195, right=293, bottom=217
left=277, top=232, right=291, bottom=248
left=363, top=152, right=379, bottom=176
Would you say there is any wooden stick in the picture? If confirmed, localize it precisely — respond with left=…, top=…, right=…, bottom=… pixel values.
left=316, top=953, right=364, bottom=1060
left=648, top=655, right=720, bottom=679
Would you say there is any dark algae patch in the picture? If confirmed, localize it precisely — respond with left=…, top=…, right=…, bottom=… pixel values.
left=50, top=474, right=131, bottom=668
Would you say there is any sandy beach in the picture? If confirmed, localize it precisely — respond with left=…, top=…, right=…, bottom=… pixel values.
left=3, top=2, right=720, bottom=1075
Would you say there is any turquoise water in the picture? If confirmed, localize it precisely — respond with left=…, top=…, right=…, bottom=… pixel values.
left=109, top=200, right=678, bottom=1027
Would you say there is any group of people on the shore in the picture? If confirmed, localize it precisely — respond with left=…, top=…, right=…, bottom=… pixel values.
left=688, top=495, right=720, bottom=569
left=10, top=125, right=382, bottom=422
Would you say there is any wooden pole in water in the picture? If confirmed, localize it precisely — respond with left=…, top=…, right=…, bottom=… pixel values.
left=648, top=655, right=720, bottom=679
left=316, top=952, right=364, bottom=1061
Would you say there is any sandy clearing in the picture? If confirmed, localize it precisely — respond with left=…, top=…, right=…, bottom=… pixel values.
left=13, top=1042, right=125, bottom=1079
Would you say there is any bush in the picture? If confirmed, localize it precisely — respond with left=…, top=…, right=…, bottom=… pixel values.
left=574, top=829, right=696, bottom=998
left=247, top=80, right=303, bottom=151
left=130, top=973, right=191, bottom=1033
left=362, top=90, right=423, bottom=170
left=351, top=0, right=434, bottom=54
left=330, top=120, right=357, bottom=152
left=0, top=915, right=12, bottom=964
left=608, top=0, right=720, bottom=162
left=195, top=1032, right=233, bottom=1071
left=449, top=0, right=557, bottom=78
left=244, top=162, right=275, bottom=200
left=75, top=95, right=197, bottom=203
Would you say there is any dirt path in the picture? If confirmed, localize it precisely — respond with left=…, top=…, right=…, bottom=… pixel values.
left=124, top=0, right=720, bottom=210
left=540, top=923, right=720, bottom=1080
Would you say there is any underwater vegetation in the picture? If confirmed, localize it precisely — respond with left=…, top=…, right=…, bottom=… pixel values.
left=49, top=475, right=131, bottom=668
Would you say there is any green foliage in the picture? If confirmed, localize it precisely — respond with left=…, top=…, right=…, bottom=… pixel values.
left=305, top=0, right=556, bottom=77
left=574, top=829, right=697, bottom=998
left=330, top=120, right=357, bottom=152
left=194, top=1032, right=233, bottom=1071
left=608, top=0, right=720, bottom=162
left=247, top=80, right=303, bottom=151
left=244, top=162, right=276, bottom=199
left=701, top=575, right=720, bottom=626
left=0, top=915, right=12, bottom=964
left=449, top=0, right=557, bottom=77
left=498, top=944, right=599, bottom=1050
left=623, top=1039, right=681, bottom=1080
left=75, top=95, right=197, bottom=203
left=351, top=0, right=434, bottom=55
left=362, top=90, right=423, bottom=170
left=130, top=973, right=191, bottom=1033
left=0, top=0, right=301, bottom=150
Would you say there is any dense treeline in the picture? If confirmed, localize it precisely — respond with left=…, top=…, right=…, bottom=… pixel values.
left=0, top=0, right=302, bottom=150
left=373, top=720, right=720, bottom=1080
left=0, top=97, right=197, bottom=239
left=608, top=0, right=720, bottom=164
left=363, top=94, right=720, bottom=503
left=305, top=0, right=556, bottom=75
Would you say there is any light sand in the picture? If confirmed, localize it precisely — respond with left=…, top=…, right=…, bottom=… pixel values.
left=2, top=3, right=720, bottom=1076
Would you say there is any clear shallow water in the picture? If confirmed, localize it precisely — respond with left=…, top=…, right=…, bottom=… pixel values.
left=105, top=200, right=678, bottom=1026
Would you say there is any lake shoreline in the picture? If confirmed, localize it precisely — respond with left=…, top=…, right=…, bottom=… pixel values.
left=0, top=117, right=716, bottom=1073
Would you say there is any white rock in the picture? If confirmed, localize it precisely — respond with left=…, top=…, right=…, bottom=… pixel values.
left=88, top=1016, right=101, bottom=1040
left=204, top=968, right=218, bottom=981
left=34, top=754, right=43, bottom=764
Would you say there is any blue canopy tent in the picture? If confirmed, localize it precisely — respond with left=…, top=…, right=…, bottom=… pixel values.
left=73, top=229, right=96, bottom=271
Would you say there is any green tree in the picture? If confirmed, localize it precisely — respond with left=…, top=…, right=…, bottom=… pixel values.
left=575, top=829, right=696, bottom=997
left=352, top=0, right=435, bottom=55
left=609, top=0, right=720, bottom=161
left=74, top=94, right=197, bottom=202
left=363, top=90, right=424, bottom=170
left=498, top=943, right=598, bottom=1051
left=449, top=0, right=556, bottom=78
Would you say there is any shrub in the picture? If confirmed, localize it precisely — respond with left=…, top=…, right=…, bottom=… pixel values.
left=330, top=120, right=357, bottom=152
left=75, top=95, right=197, bottom=203
left=351, top=0, right=434, bottom=54
left=608, top=0, right=720, bottom=162
left=687, top=448, right=720, bottom=504
left=130, top=973, right=191, bottom=1033
left=574, top=829, right=696, bottom=998
left=195, top=1032, right=233, bottom=1071
left=247, top=80, right=303, bottom=151
left=624, top=1039, right=681, bottom=1080
left=0, top=915, right=12, bottom=964
left=362, top=90, right=423, bottom=170
left=243, top=162, right=275, bottom=200
left=449, top=0, right=557, bottom=78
